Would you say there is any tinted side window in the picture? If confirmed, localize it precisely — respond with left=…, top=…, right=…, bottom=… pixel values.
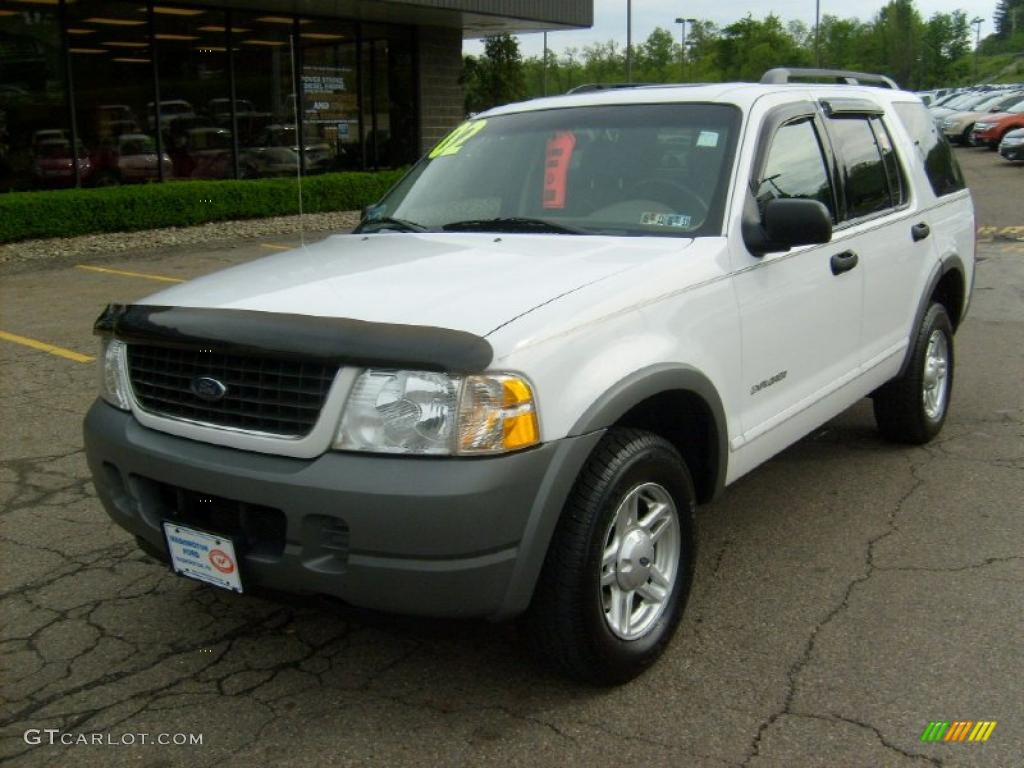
left=829, top=116, right=890, bottom=220
left=892, top=102, right=966, bottom=197
left=756, top=118, right=835, bottom=220
left=871, top=116, right=907, bottom=207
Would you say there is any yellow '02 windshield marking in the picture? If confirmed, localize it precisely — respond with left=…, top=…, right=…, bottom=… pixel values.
left=428, top=120, right=487, bottom=159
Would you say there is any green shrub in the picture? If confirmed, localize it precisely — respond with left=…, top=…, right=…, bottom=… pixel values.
left=0, top=170, right=405, bottom=244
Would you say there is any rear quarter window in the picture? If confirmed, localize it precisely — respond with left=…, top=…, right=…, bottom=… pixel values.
left=892, top=102, right=966, bottom=197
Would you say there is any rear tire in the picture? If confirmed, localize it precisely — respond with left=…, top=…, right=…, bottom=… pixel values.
left=524, top=428, right=697, bottom=685
left=873, top=303, right=954, bottom=444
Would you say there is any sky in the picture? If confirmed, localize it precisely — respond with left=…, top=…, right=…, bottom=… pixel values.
left=463, top=0, right=996, bottom=57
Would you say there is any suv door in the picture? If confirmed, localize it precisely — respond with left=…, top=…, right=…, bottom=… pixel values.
left=731, top=104, right=864, bottom=448
left=821, top=105, right=920, bottom=369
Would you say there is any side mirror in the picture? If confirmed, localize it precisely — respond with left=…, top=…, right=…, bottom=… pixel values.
left=362, top=203, right=383, bottom=221
left=744, top=198, right=833, bottom=255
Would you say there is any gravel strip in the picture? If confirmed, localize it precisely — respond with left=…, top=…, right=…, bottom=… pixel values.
left=0, top=210, right=361, bottom=268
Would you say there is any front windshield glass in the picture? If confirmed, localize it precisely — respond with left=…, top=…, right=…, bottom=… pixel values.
left=368, top=103, right=741, bottom=237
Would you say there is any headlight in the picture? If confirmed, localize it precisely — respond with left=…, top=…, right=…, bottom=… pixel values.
left=99, top=338, right=132, bottom=410
left=335, top=369, right=539, bottom=456
left=974, top=122, right=992, bottom=131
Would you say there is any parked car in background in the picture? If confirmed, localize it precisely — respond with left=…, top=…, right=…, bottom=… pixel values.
left=31, top=138, right=91, bottom=188
left=147, top=99, right=195, bottom=131
left=31, top=129, right=67, bottom=150
left=92, top=133, right=173, bottom=185
left=208, top=98, right=255, bottom=122
left=971, top=100, right=1024, bottom=149
left=172, top=127, right=233, bottom=179
left=930, top=91, right=1002, bottom=123
left=998, top=127, right=1024, bottom=161
left=253, top=124, right=332, bottom=173
left=941, top=92, right=1024, bottom=144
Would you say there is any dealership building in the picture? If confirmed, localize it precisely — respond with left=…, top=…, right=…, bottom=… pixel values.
left=0, top=0, right=591, bottom=191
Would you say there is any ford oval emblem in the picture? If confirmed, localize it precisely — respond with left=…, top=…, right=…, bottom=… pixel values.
left=190, top=376, right=228, bottom=402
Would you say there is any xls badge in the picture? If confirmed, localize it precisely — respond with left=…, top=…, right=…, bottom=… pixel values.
left=750, top=370, right=788, bottom=396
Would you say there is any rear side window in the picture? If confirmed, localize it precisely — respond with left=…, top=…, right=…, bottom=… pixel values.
left=756, top=117, right=836, bottom=220
left=892, top=102, right=966, bottom=197
left=829, top=116, right=892, bottom=219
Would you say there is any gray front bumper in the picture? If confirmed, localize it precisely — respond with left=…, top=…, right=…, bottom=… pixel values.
left=84, top=402, right=601, bottom=620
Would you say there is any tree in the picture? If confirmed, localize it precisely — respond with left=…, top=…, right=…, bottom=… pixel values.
left=637, top=27, right=677, bottom=82
left=715, top=14, right=811, bottom=81
left=462, top=34, right=526, bottom=114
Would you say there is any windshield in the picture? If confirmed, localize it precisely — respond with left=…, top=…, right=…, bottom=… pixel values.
left=368, top=103, right=741, bottom=237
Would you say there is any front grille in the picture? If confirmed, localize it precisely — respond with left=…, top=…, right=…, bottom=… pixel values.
left=127, top=345, right=337, bottom=437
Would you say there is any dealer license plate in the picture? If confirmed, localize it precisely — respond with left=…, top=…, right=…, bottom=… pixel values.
left=162, top=522, right=243, bottom=593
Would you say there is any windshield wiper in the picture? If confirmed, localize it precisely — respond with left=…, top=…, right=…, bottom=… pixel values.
left=358, top=216, right=428, bottom=233
left=442, top=217, right=587, bottom=235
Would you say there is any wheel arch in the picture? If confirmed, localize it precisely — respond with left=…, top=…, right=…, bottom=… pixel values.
left=898, top=255, right=967, bottom=379
left=568, top=363, right=729, bottom=505
left=494, top=364, right=729, bottom=620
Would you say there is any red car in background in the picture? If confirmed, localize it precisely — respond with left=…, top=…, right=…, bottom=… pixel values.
left=970, top=101, right=1024, bottom=148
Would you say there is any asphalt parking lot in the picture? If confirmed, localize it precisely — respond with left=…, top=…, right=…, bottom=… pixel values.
left=0, top=148, right=1021, bottom=768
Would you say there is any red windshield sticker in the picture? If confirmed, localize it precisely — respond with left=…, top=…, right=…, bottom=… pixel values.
left=543, top=131, right=576, bottom=210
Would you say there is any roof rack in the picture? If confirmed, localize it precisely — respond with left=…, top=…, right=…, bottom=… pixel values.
left=566, top=83, right=648, bottom=94
left=761, top=68, right=899, bottom=90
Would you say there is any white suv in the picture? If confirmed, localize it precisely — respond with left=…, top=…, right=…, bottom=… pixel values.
left=85, top=69, right=975, bottom=684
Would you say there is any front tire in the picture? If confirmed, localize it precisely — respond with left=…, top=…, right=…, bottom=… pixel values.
left=524, top=428, right=697, bottom=685
left=873, top=302, right=954, bottom=444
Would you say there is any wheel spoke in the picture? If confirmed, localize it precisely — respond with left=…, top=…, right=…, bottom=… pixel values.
left=602, top=540, right=618, bottom=569
left=636, top=580, right=667, bottom=604
left=608, top=587, right=634, bottom=635
left=649, top=565, right=671, bottom=589
left=642, top=502, right=674, bottom=543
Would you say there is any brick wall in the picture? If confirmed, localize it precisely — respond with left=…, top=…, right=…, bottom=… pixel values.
left=416, top=25, right=465, bottom=154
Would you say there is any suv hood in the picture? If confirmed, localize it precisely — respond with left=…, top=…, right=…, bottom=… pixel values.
left=141, top=232, right=692, bottom=337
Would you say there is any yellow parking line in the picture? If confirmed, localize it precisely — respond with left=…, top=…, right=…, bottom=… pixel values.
left=0, top=330, right=94, bottom=363
left=76, top=264, right=185, bottom=283
left=260, top=243, right=292, bottom=251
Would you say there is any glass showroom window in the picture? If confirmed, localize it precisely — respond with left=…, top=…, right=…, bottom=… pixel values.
left=361, top=23, right=417, bottom=169
left=67, top=0, right=168, bottom=186
left=231, top=12, right=298, bottom=180
left=300, top=18, right=359, bottom=172
left=0, top=0, right=70, bottom=192
left=155, top=5, right=232, bottom=180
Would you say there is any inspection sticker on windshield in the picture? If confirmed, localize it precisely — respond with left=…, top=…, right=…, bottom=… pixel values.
left=163, top=522, right=243, bottom=593
left=642, top=212, right=692, bottom=228
left=696, top=130, right=720, bottom=148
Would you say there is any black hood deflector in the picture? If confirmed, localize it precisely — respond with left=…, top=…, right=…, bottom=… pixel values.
left=94, top=304, right=494, bottom=373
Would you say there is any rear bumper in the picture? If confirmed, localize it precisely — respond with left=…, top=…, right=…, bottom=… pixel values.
left=84, top=401, right=601, bottom=620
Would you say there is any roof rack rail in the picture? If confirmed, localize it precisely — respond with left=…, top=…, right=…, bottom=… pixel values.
left=566, top=83, right=648, bottom=94
left=761, top=68, right=899, bottom=90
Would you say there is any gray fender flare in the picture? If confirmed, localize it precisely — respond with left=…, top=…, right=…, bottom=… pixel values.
left=494, top=364, right=729, bottom=619
left=897, top=253, right=966, bottom=379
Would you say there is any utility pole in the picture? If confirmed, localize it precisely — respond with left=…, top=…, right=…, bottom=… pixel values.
left=542, top=31, right=548, bottom=96
left=971, top=16, right=984, bottom=80
left=815, top=0, right=821, bottom=67
left=675, top=17, right=697, bottom=81
left=626, top=0, right=633, bottom=81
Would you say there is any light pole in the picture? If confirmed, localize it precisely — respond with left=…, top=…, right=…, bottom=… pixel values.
left=970, top=17, right=984, bottom=80
left=674, top=17, right=697, bottom=82
left=626, top=0, right=633, bottom=81
left=542, top=31, right=548, bottom=96
left=814, top=0, right=821, bottom=67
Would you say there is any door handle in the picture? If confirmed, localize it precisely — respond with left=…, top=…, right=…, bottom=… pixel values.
left=911, top=222, right=931, bottom=242
left=830, top=250, right=859, bottom=275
